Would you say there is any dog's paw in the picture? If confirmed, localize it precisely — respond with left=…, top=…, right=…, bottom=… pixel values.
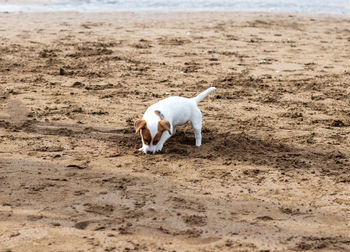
left=155, top=145, right=164, bottom=153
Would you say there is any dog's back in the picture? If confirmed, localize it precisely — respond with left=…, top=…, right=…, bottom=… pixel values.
left=145, top=96, right=194, bottom=126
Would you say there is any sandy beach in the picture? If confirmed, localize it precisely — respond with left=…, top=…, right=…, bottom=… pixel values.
left=0, top=11, right=350, bottom=251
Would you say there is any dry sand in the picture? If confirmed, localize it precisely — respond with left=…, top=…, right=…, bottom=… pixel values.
left=0, top=12, right=350, bottom=251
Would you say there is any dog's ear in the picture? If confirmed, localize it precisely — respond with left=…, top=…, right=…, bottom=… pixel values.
left=158, top=120, right=171, bottom=135
left=135, top=119, right=146, bottom=134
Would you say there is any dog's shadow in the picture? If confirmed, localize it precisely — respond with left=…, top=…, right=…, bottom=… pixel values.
left=164, top=127, right=348, bottom=179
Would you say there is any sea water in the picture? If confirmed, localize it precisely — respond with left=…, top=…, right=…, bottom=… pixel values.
left=0, top=0, right=350, bottom=15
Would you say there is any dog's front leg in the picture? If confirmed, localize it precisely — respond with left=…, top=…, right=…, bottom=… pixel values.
left=156, top=132, right=171, bottom=152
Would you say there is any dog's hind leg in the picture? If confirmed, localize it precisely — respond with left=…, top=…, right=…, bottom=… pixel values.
left=191, top=108, right=202, bottom=147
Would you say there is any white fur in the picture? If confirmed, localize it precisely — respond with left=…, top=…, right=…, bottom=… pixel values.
left=138, top=87, right=216, bottom=154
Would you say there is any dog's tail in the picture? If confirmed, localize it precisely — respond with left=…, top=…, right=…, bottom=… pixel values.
left=191, top=87, right=216, bottom=104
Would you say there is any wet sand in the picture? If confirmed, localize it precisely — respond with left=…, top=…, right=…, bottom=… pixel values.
left=0, top=12, right=350, bottom=251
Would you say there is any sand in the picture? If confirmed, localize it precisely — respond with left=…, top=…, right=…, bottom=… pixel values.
left=0, top=11, right=350, bottom=251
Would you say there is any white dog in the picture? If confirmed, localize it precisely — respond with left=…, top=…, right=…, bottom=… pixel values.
left=135, top=87, right=216, bottom=154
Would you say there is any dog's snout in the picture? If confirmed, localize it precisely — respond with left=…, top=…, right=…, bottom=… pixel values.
left=146, top=150, right=153, bottom=154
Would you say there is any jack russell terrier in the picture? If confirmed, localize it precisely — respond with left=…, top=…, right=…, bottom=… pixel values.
left=135, top=87, right=216, bottom=154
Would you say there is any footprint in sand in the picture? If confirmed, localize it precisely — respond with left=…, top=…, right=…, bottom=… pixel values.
left=0, top=99, right=29, bottom=126
left=0, top=100, right=29, bottom=126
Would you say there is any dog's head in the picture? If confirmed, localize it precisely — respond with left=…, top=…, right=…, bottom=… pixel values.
left=135, top=118, right=171, bottom=154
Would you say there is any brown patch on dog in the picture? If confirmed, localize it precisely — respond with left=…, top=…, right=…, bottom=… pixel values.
left=158, top=120, right=171, bottom=135
left=153, top=132, right=162, bottom=145
left=141, top=128, right=152, bottom=145
left=135, top=119, right=152, bottom=145
left=135, top=119, right=146, bottom=134
left=154, top=110, right=164, bottom=120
